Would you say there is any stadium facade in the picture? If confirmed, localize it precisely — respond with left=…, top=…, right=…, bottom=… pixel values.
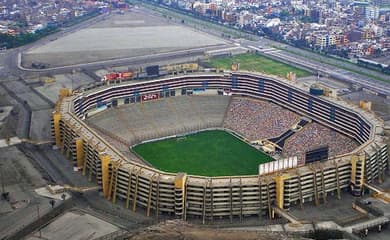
left=52, top=72, right=388, bottom=223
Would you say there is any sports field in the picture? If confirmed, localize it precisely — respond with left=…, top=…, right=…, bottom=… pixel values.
left=132, top=130, right=272, bottom=176
left=207, top=53, right=311, bottom=78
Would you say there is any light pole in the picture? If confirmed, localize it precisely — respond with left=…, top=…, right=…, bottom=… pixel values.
left=0, top=163, right=5, bottom=198
left=37, top=204, right=42, bottom=238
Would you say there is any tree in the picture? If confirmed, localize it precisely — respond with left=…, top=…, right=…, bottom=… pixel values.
left=0, top=25, right=58, bottom=49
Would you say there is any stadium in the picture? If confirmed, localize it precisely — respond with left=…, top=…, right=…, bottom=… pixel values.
left=52, top=71, right=388, bottom=223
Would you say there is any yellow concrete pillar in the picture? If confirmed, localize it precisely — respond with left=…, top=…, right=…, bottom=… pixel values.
left=52, top=112, right=61, bottom=147
left=59, top=88, right=72, bottom=98
left=351, top=155, right=358, bottom=185
left=100, top=154, right=111, bottom=199
left=274, top=174, right=288, bottom=209
left=174, top=173, right=187, bottom=218
left=75, top=138, right=84, bottom=168
left=175, top=173, right=187, bottom=189
left=358, top=154, right=365, bottom=186
left=359, top=100, right=372, bottom=111
left=351, top=154, right=365, bottom=188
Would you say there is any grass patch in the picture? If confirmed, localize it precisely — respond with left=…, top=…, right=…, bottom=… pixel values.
left=130, top=0, right=388, bottom=83
left=273, top=45, right=389, bottom=83
left=206, top=53, right=311, bottom=78
left=132, top=130, right=272, bottom=176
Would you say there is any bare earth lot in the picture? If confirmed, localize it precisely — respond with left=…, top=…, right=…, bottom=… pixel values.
left=26, top=211, right=119, bottom=240
left=22, top=9, right=227, bottom=67
left=123, top=220, right=297, bottom=240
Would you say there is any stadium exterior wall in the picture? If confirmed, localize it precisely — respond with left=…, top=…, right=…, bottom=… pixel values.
left=52, top=72, right=388, bottom=223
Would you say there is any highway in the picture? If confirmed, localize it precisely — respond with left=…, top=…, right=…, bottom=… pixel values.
left=137, top=1, right=390, bottom=96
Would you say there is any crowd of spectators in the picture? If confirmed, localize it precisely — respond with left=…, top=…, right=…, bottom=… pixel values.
left=283, top=122, right=359, bottom=164
left=223, top=97, right=300, bottom=140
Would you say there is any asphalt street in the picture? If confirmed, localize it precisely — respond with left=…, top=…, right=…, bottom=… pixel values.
left=242, top=40, right=390, bottom=96
left=0, top=9, right=388, bottom=97
left=138, top=3, right=390, bottom=96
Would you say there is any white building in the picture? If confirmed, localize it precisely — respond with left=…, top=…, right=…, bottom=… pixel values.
left=265, top=18, right=281, bottom=28
left=365, top=5, right=379, bottom=20
left=316, top=34, right=336, bottom=48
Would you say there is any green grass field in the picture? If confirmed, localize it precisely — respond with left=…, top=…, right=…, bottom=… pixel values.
left=207, top=53, right=311, bottom=78
left=132, top=130, right=272, bottom=176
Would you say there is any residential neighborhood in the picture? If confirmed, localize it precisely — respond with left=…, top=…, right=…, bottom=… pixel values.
left=160, top=0, right=390, bottom=66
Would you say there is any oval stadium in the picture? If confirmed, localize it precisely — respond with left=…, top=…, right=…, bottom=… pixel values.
left=52, top=71, right=388, bottom=223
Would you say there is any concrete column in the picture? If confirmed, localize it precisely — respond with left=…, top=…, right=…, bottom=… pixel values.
left=174, top=173, right=187, bottom=218
left=229, top=177, right=233, bottom=222
left=239, top=178, right=243, bottom=223
left=112, top=166, right=120, bottom=204
left=296, top=171, right=304, bottom=209
left=311, top=168, right=319, bottom=206
left=351, top=154, right=365, bottom=193
left=99, top=154, right=111, bottom=199
left=132, top=169, right=141, bottom=212
left=258, top=176, right=263, bottom=220
left=146, top=175, right=155, bottom=217
left=210, top=178, right=214, bottom=223
left=274, top=174, right=289, bottom=209
left=335, top=162, right=341, bottom=200
left=321, top=167, right=327, bottom=204
left=202, top=181, right=207, bottom=224
left=266, top=180, right=272, bottom=219
left=52, top=112, right=62, bottom=147
left=125, top=169, right=133, bottom=209
left=75, top=138, right=84, bottom=169
left=155, top=174, right=160, bottom=222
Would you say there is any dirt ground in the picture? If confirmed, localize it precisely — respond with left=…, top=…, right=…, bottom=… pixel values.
left=123, top=220, right=301, bottom=240
left=26, top=210, right=119, bottom=240
left=23, top=8, right=227, bottom=67
left=342, top=90, right=390, bottom=122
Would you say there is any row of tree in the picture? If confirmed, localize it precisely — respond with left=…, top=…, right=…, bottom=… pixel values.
left=0, top=9, right=100, bottom=49
left=0, top=26, right=58, bottom=49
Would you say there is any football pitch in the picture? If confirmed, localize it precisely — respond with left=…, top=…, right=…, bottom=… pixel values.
left=206, top=53, right=311, bottom=78
left=132, top=130, right=272, bottom=176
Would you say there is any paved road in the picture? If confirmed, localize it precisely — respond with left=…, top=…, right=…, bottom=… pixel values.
left=0, top=13, right=111, bottom=80
left=15, top=44, right=229, bottom=74
left=0, top=14, right=158, bottom=237
left=24, top=144, right=153, bottom=228
left=0, top=8, right=389, bottom=238
left=283, top=45, right=389, bottom=81
left=0, top=189, right=53, bottom=239
left=238, top=37, right=390, bottom=83
left=0, top=6, right=388, bottom=98
left=139, top=3, right=390, bottom=96
left=242, top=41, right=390, bottom=96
